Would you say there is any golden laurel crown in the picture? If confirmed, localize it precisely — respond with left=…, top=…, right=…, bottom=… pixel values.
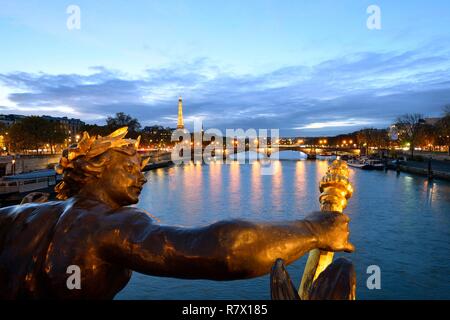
left=55, top=127, right=141, bottom=174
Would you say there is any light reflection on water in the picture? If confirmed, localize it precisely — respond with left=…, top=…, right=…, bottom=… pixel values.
left=117, top=160, right=450, bottom=300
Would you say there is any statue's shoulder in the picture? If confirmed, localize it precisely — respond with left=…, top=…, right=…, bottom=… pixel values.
left=0, top=200, right=69, bottom=240
left=0, top=200, right=66, bottom=218
left=106, top=206, right=159, bottom=224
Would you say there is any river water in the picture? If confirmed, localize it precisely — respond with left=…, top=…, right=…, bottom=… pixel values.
left=116, top=158, right=450, bottom=299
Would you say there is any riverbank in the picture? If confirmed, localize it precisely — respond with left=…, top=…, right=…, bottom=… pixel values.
left=386, top=159, right=450, bottom=181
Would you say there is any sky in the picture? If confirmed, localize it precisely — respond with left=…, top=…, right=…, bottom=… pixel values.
left=0, top=0, right=450, bottom=136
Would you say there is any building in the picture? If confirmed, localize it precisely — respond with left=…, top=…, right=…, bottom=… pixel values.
left=0, top=114, right=85, bottom=144
left=142, top=125, right=175, bottom=147
left=0, top=114, right=26, bottom=126
left=41, top=115, right=85, bottom=144
left=424, top=117, right=441, bottom=126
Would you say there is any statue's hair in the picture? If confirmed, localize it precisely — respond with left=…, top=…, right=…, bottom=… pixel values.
left=54, top=127, right=148, bottom=200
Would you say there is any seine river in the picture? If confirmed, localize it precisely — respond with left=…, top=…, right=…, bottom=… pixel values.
left=117, top=157, right=450, bottom=299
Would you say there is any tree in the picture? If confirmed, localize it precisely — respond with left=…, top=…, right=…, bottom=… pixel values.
left=8, top=116, right=64, bottom=154
left=0, top=122, right=9, bottom=153
left=436, top=106, right=450, bottom=155
left=80, top=124, right=110, bottom=137
left=43, top=122, right=66, bottom=154
left=106, top=112, right=141, bottom=133
left=419, top=124, right=438, bottom=151
left=0, top=122, right=6, bottom=135
left=355, top=128, right=388, bottom=154
left=395, top=113, right=425, bottom=158
left=12, top=116, right=49, bottom=153
left=443, top=104, right=450, bottom=116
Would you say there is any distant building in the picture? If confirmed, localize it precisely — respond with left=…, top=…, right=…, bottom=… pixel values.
left=142, top=125, right=175, bottom=147
left=0, top=114, right=26, bottom=126
left=424, top=117, right=441, bottom=126
left=0, top=114, right=85, bottom=144
left=41, top=115, right=84, bottom=143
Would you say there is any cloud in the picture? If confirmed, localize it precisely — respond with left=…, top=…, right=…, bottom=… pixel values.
left=297, top=119, right=373, bottom=130
left=1, top=47, right=450, bottom=136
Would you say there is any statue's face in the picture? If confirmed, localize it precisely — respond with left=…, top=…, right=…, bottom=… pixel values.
left=99, top=150, right=147, bottom=206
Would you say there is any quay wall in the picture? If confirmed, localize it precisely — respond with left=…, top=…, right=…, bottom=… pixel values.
left=390, top=164, right=450, bottom=181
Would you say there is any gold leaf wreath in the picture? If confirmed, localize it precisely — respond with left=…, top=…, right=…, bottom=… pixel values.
left=55, top=127, right=141, bottom=174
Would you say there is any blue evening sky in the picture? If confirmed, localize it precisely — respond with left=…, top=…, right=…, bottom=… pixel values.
left=0, top=0, right=449, bottom=136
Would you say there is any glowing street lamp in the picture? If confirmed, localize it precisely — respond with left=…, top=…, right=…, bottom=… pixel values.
left=11, top=159, right=16, bottom=175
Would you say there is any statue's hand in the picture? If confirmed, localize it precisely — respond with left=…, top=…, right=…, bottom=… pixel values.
left=305, top=211, right=355, bottom=253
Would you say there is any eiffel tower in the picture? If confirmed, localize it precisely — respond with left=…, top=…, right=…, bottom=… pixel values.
left=177, top=96, right=184, bottom=129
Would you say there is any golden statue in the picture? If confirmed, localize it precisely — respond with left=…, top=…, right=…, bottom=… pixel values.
left=271, top=159, right=355, bottom=300
left=0, top=128, right=354, bottom=299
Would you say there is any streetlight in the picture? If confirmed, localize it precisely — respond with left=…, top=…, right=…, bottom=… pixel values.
left=11, top=159, right=16, bottom=175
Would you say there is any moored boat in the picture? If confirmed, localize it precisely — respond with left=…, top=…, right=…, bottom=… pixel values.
left=0, top=169, right=61, bottom=196
left=365, top=159, right=385, bottom=170
left=347, top=158, right=385, bottom=170
left=347, top=158, right=373, bottom=170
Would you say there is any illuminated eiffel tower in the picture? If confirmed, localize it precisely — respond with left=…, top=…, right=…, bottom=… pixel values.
left=177, top=96, right=184, bottom=129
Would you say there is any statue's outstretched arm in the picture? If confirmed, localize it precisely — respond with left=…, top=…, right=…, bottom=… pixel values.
left=100, top=210, right=353, bottom=280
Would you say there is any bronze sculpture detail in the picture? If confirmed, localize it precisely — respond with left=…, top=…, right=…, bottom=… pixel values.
left=299, top=159, right=355, bottom=298
left=0, top=127, right=354, bottom=299
left=271, top=159, right=356, bottom=300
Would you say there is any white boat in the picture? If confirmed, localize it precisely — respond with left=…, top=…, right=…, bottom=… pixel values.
left=347, top=158, right=385, bottom=170
left=0, top=169, right=61, bottom=195
left=347, top=159, right=372, bottom=170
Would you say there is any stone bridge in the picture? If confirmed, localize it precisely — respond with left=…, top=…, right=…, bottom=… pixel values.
left=275, top=145, right=361, bottom=157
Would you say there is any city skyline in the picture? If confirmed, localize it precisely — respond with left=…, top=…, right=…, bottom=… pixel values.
left=1, top=1, right=450, bottom=136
